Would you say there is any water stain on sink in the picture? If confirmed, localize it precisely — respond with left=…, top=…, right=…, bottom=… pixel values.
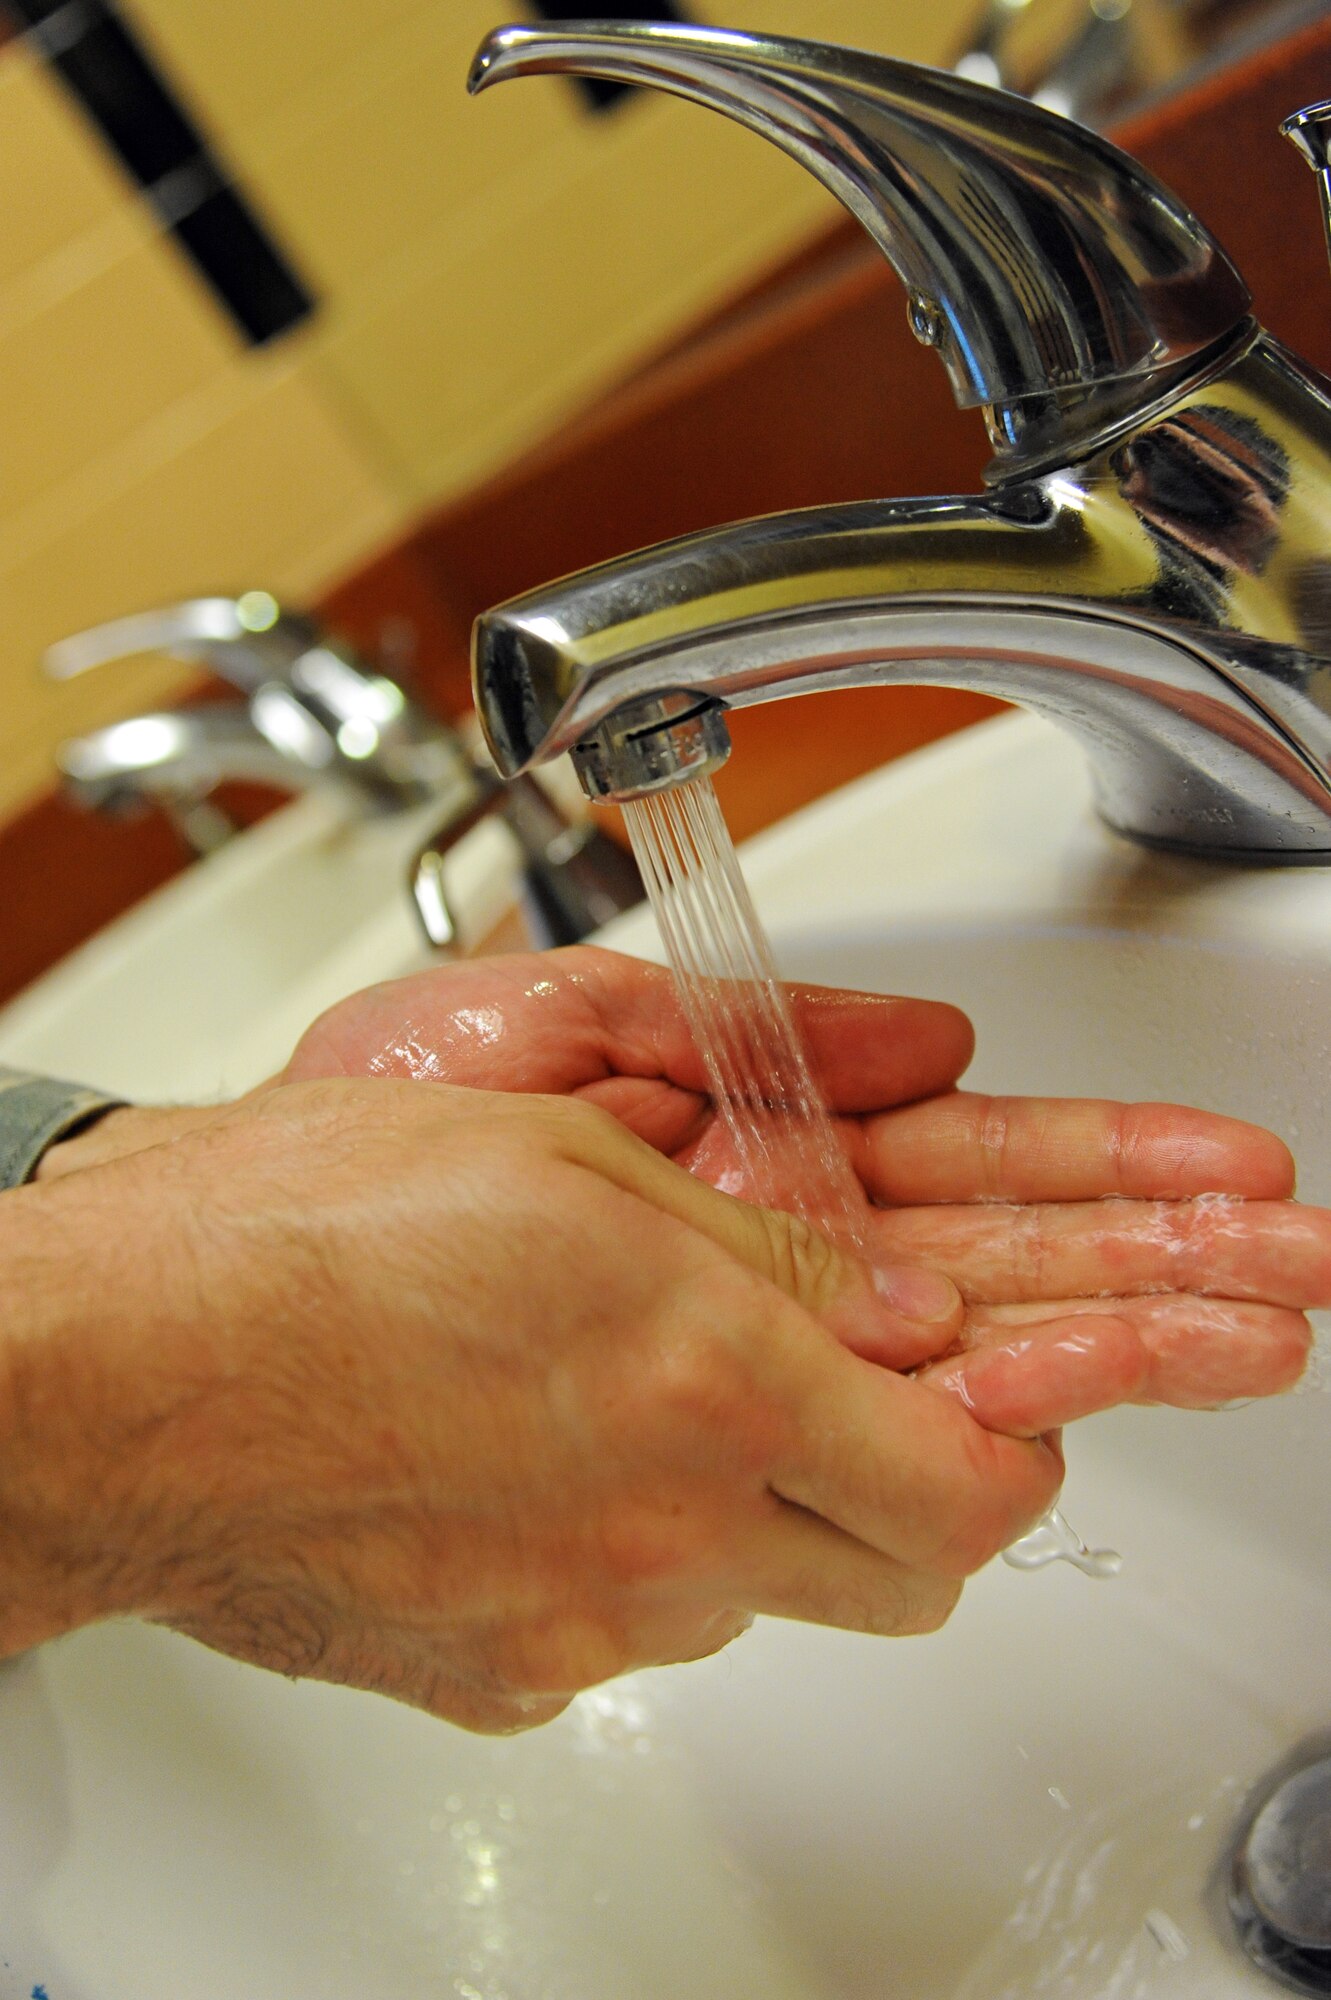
left=951, top=1772, right=1249, bottom=1997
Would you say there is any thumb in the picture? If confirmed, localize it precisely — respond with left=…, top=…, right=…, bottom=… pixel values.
left=555, top=1099, right=964, bottom=1366
left=705, top=1197, right=965, bottom=1367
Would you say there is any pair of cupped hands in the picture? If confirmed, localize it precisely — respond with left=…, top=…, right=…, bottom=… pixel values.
left=24, top=946, right=1330, bottom=1733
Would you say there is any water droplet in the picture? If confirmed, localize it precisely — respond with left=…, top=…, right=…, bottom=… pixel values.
left=1144, top=1908, right=1189, bottom=1960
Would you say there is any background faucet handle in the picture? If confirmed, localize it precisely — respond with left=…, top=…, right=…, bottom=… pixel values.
left=42, top=592, right=314, bottom=695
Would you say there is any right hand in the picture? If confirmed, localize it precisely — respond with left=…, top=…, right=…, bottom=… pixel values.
left=2, top=1077, right=1062, bottom=1732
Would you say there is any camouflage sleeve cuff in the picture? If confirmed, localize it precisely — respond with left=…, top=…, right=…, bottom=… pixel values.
left=0, top=1065, right=127, bottom=1190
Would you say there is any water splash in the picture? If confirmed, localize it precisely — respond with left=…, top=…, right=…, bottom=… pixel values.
left=1002, top=1507, right=1122, bottom=1580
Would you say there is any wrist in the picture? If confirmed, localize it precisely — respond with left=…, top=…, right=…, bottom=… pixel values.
left=34, top=1102, right=218, bottom=1181
left=0, top=1149, right=220, bottom=1653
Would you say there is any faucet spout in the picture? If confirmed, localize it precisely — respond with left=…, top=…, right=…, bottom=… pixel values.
left=468, top=31, right=1331, bottom=863
left=473, top=335, right=1331, bottom=860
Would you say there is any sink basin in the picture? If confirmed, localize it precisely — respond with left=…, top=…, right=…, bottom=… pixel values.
left=3, top=711, right=1329, bottom=1999
left=0, top=789, right=519, bottom=1101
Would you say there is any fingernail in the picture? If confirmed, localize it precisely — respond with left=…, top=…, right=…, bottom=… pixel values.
left=873, top=1264, right=959, bottom=1324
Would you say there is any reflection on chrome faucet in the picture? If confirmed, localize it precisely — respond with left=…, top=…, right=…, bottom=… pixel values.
left=468, top=21, right=1331, bottom=864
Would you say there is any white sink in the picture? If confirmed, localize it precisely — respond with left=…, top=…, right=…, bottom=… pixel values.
left=0, top=789, right=520, bottom=1102
left=3, top=712, right=1329, bottom=1999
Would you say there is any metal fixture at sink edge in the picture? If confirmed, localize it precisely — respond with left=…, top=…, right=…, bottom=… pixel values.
left=1230, top=1750, right=1331, bottom=1994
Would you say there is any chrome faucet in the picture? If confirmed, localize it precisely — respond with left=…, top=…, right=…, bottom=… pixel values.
left=468, top=22, right=1331, bottom=862
left=46, top=592, right=470, bottom=828
left=47, top=592, right=642, bottom=946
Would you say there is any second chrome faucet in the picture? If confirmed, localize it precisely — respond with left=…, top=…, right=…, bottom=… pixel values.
left=46, top=592, right=642, bottom=948
left=468, top=21, right=1331, bottom=863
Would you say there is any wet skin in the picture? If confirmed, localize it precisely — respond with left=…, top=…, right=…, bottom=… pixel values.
left=17, top=944, right=1327, bottom=1730
left=289, top=945, right=1330, bottom=1440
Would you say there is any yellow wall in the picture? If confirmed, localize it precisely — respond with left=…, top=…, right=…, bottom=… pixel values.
left=0, top=1, right=980, bottom=828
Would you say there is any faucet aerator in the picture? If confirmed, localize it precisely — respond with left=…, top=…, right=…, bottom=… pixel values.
left=572, top=698, right=732, bottom=804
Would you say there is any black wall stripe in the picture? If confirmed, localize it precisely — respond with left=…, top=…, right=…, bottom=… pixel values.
left=525, top=3, right=694, bottom=110
left=6, top=0, right=315, bottom=345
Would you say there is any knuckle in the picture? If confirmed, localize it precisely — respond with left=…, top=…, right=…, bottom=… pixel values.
left=468, top=1692, right=575, bottom=1736
left=660, top=1609, right=754, bottom=1665
left=762, top=1210, right=842, bottom=1312
left=1013, top=1206, right=1054, bottom=1297
left=894, top=1575, right=964, bottom=1635
left=598, top=1498, right=712, bottom=1588
left=847, top=1575, right=908, bottom=1633
left=855, top=1571, right=964, bottom=1636
left=931, top=1430, right=1063, bottom=1576
left=426, top=1676, right=573, bottom=1735
left=782, top=1558, right=922, bottom=1639
left=648, top=1330, right=744, bottom=1435
left=493, top=1613, right=631, bottom=1698
left=1273, top=1308, right=1316, bottom=1389
left=976, top=1096, right=1013, bottom=1197
left=645, top=1312, right=789, bottom=1475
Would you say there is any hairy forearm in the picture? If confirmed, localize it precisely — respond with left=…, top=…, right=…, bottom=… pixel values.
left=0, top=1175, right=118, bottom=1650
left=3, top=1097, right=249, bottom=1652
left=0, top=1152, right=210, bottom=1655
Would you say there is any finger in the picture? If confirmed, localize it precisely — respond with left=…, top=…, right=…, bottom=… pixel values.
left=763, top=1341, right=1065, bottom=1575
left=785, top=987, right=974, bottom=1112
left=857, top=1093, right=1296, bottom=1205
left=955, top=1293, right=1313, bottom=1408
left=875, top=1194, right=1331, bottom=1309
left=293, top=949, right=976, bottom=1160
left=573, top=948, right=975, bottom=1112
left=547, top=1100, right=1060, bottom=1567
left=365, top=1657, right=574, bottom=1736
left=919, top=1317, right=1150, bottom=1435
left=737, top=1496, right=965, bottom=1633
left=550, top=1097, right=965, bottom=1358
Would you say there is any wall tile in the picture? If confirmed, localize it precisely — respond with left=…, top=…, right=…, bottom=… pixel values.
left=278, top=0, right=980, bottom=501
left=0, top=0, right=980, bottom=831
left=0, top=42, right=134, bottom=290
left=0, top=349, right=399, bottom=823
left=122, top=0, right=443, bottom=137
left=303, top=88, right=842, bottom=501
left=0, top=212, right=240, bottom=517
left=230, top=1, right=576, bottom=298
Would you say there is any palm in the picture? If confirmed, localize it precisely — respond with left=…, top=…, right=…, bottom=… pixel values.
left=288, top=946, right=1328, bottom=1430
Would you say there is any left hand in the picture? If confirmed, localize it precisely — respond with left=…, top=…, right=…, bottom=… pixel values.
left=285, top=946, right=1329, bottom=1437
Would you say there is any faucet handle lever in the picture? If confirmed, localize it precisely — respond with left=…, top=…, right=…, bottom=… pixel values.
left=470, top=20, right=1250, bottom=454
left=43, top=593, right=314, bottom=694
left=1282, top=101, right=1331, bottom=274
